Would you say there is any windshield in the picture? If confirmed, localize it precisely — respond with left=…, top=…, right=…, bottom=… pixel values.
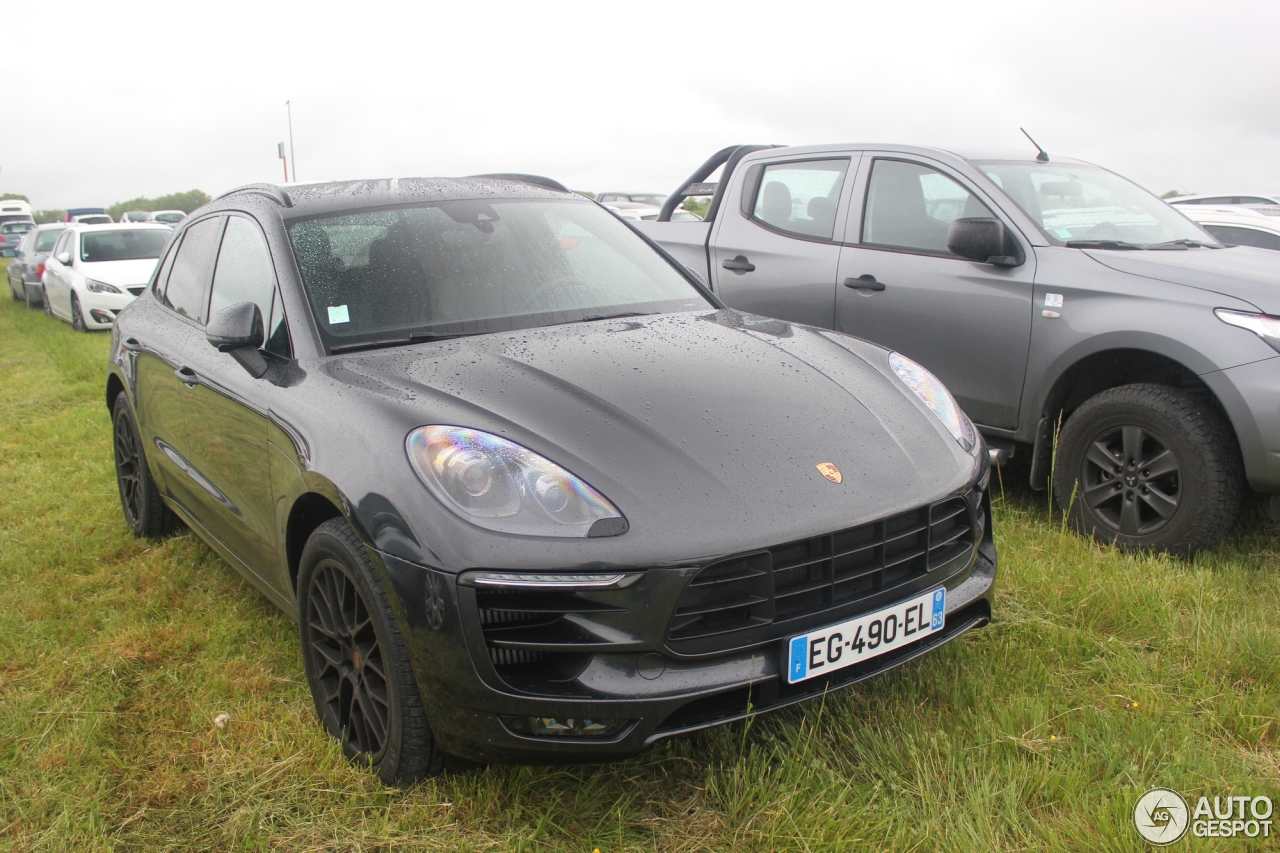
left=153, top=212, right=184, bottom=223
left=289, top=198, right=710, bottom=353
left=1, top=222, right=32, bottom=234
left=80, top=229, right=169, bottom=262
left=974, top=161, right=1214, bottom=247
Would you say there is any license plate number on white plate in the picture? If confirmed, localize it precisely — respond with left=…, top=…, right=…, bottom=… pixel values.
left=786, top=587, right=945, bottom=684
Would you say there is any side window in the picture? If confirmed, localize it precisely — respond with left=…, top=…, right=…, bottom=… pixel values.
left=151, top=236, right=182, bottom=297
left=164, top=217, right=225, bottom=322
left=208, top=216, right=278, bottom=329
left=750, top=159, right=849, bottom=240
left=52, top=231, right=71, bottom=258
left=1204, top=225, right=1280, bottom=252
left=862, top=159, right=996, bottom=255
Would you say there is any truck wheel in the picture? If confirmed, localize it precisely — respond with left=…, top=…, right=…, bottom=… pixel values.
left=1053, top=383, right=1243, bottom=556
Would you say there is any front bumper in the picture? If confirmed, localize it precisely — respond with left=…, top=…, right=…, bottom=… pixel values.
left=379, top=479, right=997, bottom=765
left=78, top=287, right=142, bottom=329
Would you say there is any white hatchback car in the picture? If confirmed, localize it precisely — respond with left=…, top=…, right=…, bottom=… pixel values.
left=1176, top=205, right=1280, bottom=252
left=41, top=224, right=172, bottom=331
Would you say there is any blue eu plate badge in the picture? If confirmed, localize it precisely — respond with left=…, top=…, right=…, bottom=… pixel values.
left=786, top=587, right=946, bottom=684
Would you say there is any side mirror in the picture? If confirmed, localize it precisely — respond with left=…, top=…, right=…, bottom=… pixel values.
left=946, top=218, right=1022, bottom=267
left=206, top=301, right=268, bottom=377
left=56, top=251, right=72, bottom=265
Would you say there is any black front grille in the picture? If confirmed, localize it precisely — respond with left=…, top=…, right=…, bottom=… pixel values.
left=668, top=496, right=974, bottom=642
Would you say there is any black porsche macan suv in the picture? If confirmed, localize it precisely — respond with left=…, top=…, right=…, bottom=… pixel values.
left=106, top=175, right=996, bottom=783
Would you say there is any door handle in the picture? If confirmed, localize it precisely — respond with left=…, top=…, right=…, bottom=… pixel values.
left=722, top=255, right=756, bottom=273
left=175, top=366, right=199, bottom=387
left=844, top=275, right=886, bottom=292
left=121, top=337, right=143, bottom=352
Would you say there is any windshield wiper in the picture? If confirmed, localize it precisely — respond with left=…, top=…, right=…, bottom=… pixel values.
left=329, top=331, right=472, bottom=354
left=1064, top=239, right=1143, bottom=250
left=573, top=311, right=654, bottom=324
left=1146, top=239, right=1219, bottom=250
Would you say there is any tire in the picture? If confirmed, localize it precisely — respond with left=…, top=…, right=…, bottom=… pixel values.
left=1053, top=383, right=1243, bottom=555
left=9, top=274, right=19, bottom=301
left=42, top=285, right=52, bottom=317
left=71, top=293, right=87, bottom=332
left=112, top=391, right=181, bottom=538
left=24, top=283, right=39, bottom=310
left=298, top=518, right=444, bottom=785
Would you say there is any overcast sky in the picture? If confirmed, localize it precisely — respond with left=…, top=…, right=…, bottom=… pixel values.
left=4, top=0, right=1277, bottom=210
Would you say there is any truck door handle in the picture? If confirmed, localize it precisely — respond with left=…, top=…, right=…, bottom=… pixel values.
left=845, top=275, right=886, bottom=292
left=175, top=366, right=199, bottom=387
left=722, top=255, right=756, bottom=273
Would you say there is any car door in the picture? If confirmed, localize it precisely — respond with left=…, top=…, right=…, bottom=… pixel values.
left=834, top=155, right=1036, bottom=430
left=45, top=230, right=75, bottom=318
left=708, top=154, right=858, bottom=329
left=177, top=214, right=290, bottom=589
left=141, top=215, right=227, bottom=517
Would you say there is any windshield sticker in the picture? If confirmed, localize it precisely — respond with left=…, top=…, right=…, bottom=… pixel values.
left=1045, top=293, right=1064, bottom=308
left=327, top=305, right=350, bottom=325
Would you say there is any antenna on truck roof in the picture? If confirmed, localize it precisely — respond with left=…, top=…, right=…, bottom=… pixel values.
left=1020, top=128, right=1050, bottom=162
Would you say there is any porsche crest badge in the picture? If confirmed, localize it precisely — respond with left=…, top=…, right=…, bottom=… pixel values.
left=816, top=462, right=843, bottom=484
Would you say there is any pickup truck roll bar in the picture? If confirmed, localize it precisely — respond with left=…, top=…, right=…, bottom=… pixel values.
left=656, top=144, right=778, bottom=222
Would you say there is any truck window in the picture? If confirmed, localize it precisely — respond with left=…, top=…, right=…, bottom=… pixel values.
left=862, top=159, right=995, bottom=255
left=749, top=159, right=849, bottom=240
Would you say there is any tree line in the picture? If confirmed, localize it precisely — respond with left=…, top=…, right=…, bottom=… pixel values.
left=1, top=190, right=212, bottom=223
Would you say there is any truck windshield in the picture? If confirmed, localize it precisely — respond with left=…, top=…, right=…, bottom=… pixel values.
left=974, top=161, right=1214, bottom=248
left=288, top=198, right=710, bottom=353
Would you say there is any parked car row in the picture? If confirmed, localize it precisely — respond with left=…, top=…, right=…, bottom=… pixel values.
left=7, top=221, right=171, bottom=330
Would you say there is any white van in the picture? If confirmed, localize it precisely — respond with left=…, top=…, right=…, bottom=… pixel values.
left=0, top=199, right=34, bottom=225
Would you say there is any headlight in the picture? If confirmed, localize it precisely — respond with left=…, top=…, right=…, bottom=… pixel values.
left=406, top=426, right=626, bottom=537
left=1215, top=308, right=1280, bottom=354
left=85, top=279, right=121, bottom=294
left=888, top=352, right=976, bottom=451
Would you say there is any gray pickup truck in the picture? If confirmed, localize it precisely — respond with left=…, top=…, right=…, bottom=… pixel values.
left=632, top=144, right=1280, bottom=555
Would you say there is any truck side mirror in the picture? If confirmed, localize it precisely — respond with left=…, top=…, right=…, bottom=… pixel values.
left=947, top=218, right=1022, bottom=267
left=207, top=301, right=268, bottom=377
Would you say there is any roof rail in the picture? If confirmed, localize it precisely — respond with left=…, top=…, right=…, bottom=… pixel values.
left=216, top=183, right=293, bottom=208
left=468, top=173, right=571, bottom=194
left=658, top=144, right=779, bottom=222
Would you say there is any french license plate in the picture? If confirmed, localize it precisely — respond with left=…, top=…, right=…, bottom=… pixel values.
left=786, top=587, right=945, bottom=684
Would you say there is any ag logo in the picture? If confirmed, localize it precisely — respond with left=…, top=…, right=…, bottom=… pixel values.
left=1135, top=788, right=1190, bottom=845
left=816, top=462, right=843, bottom=484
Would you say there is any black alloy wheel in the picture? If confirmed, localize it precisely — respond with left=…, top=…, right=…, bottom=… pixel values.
left=1054, top=383, right=1243, bottom=555
left=111, top=391, right=180, bottom=538
left=1078, top=424, right=1180, bottom=537
left=298, top=518, right=444, bottom=784
left=71, top=293, right=87, bottom=332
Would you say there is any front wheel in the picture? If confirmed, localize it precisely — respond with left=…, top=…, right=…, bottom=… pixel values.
left=1053, top=383, right=1243, bottom=555
left=71, top=293, right=88, bottom=332
left=298, top=518, right=445, bottom=785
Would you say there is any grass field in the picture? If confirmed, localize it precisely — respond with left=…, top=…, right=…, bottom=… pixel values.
left=2, top=265, right=1278, bottom=851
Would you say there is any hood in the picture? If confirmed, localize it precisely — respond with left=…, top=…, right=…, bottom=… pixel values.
left=321, top=311, right=977, bottom=556
left=1084, top=245, right=1280, bottom=314
left=79, top=258, right=159, bottom=287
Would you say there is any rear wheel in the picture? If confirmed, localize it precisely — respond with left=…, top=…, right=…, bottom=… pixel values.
left=112, top=391, right=181, bottom=538
left=71, top=293, right=87, bottom=332
left=24, top=283, right=39, bottom=309
left=298, top=518, right=445, bottom=785
left=1053, top=383, right=1243, bottom=555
